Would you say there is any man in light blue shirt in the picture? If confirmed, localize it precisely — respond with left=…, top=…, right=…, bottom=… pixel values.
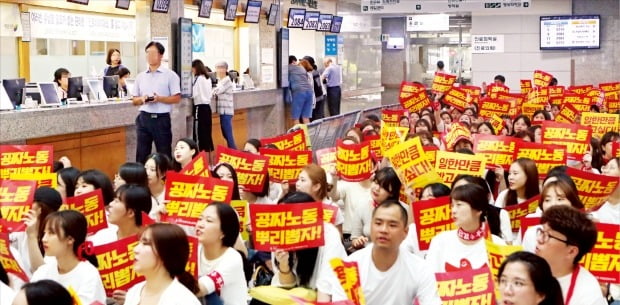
left=132, top=41, right=181, bottom=164
left=321, top=58, right=342, bottom=116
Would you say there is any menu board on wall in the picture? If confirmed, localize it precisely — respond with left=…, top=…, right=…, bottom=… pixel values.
left=177, top=18, right=193, bottom=98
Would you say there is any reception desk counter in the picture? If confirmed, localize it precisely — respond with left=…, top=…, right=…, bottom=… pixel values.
left=0, top=88, right=285, bottom=177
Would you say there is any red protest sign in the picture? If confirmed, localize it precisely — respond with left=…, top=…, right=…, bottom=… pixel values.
left=503, top=195, right=540, bottom=232
left=323, top=203, right=338, bottom=225
left=94, top=235, right=143, bottom=297
left=412, top=196, right=455, bottom=251
left=315, top=147, right=337, bottom=172
left=0, top=180, right=36, bottom=232
left=381, top=109, right=409, bottom=127
left=600, top=82, right=620, bottom=96
left=215, top=145, right=269, bottom=193
left=514, top=142, right=566, bottom=178
left=461, top=85, right=482, bottom=105
left=497, top=93, right=524, bottom=118
left=186, top=236, right=199, bottom=278
left=533, top=70, right=553, bottom=87
left=473, top=135, right=516, bottom=170
left=568, top=85, right=594, bottom=95
left=64, top=189, right=107, bottom=235
left=562, top=94, right=593, bottom=112
left=548, top=86, right=565, bottom=97
left=613, top=142, right=620, bottom=158
left=478, top=98, right=511, bottom=119
left=519, top=217, right=540, bottom=240
left=0, top=145, right=53, bottom=180
left=605, top=98, right=620, bottom=114
left=336, top=140, right=373, bottom=182
left=399, top=81, right=431, bottom=113
left=431, top=72, right=457, bottom=93
left=423, top=145, right=439, bottom=168
left=261, top=129, right=308, bottom=151
left=486, top=84, right=509, bottom=99
left=541, top=121, right=592, bottom=161
left=262, top=148, right=312, bottom=183
left=0, top=232, right=28, bottom=281
left=365, top=134, right=382, bottom=161
left=162, top=172, right=234, bottom=227
left=435, top=266, right=496, bottom=304
left=444, top=87, right=469, bottom=111
left=141, top=212, right=155, bottom=227
left=526, top=87, right=550, bottom=105
left=330, top=258, right=366, bottom=305
left=554, top=103, right=580, bottom=123
left=521, top=103, right=545, bottom=119
left=520, top=80, right=532, bottom=95
left=249, top=202, right=324, bottom=251
left=180, top=151, right=210, bottom=177
left=566, top=167, right=620, bottom=211
left=579, top=223, right=620, bottom=283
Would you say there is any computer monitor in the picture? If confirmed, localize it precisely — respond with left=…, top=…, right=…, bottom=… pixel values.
left=22, top=83, right=41, bottom=106
left=37, top=82, right=62, bottom=106
left=67, top=76, right=83, bottom=100
left=124, top=79, right=135, bottom=97
left=2, top=78, right=25, bottom=107
left=103, top=75, right=119, bottom=99
left=228, top=71, right=239, bottom=84
left=86, top=79, right=105, bottom=102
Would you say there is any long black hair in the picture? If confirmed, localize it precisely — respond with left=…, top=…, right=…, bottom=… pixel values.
left=44, top=210, right=98, bottom=267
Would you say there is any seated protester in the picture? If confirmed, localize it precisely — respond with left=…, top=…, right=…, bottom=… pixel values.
left=113, top=162, right=148, bottom=190
left=426, top=185, right=505, bottom=273
left=402, top=183, right=451, bottom=256
left=399, top=116, right=410, bottom=128
left=55, top=167, right=80, bottom=203
left=521, top=175, right=583, bottom=251
left=144, top=153, right=172, bottom=220
left=592, top=157, right=620, bottom=224
left=295, top=164, right=344, bottom=235
left=125, top=223, right=201, bottom=305
left=89, top=184, right=152, bottom=246
left=12, top=280, right=75, bottom=305
left=528, top=125, right=542, bottom=144
left=195, top=203, right=248, bottom=305
left=74, top=169, right=116, bottom=209
left=272, top=192, right=346, bottom=300
left=477, top=122, right=496, bottom=135
left=173, top=138, right=199, bottom=172
left=532, top=110, right=551, bottom=122
left=534, top=205, right=607, bottom=305
left=601, top=131, right=620, bottom=163
left=344, top=127, right=364, bottom=144
left=413, top=131, right=436, bottom=147
left=350, top=167, right=404, bottom=251
left=414, top=119, right=441, bottom=147
left=410, top=112, right=421, bottom=128
left=360, top=119, right=378, bottom=135
left=212, top=163, right=242, bottom=200
left=511, top=115, right=531, bottom=135
left=451, top=175, right=513, bottom=245
left=243, top=138, right=261, bottom=154
left=514, top=130, right=534, bottom=142
left=31, top=211, right=106, bottom=305
left=322, top=200, right=442, bottom=304
left=437, top=111, right=453, bottom=133
left=495, top=158, right=540, bottom=209
left=15, top=187, right=63, bottom=275
left=497, top=252, right=564, bottom=305
left=585, top=138, right=604, bottom=173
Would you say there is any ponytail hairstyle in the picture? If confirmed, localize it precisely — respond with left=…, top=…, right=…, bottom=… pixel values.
left=44, top=210, right=98, bottom=267
left=147, top=223, right=200, bottom=293
left=450, top=184, right=501, bottom=237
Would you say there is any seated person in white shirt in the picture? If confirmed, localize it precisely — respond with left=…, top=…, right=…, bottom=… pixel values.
left=321, top=200, right=442, bottom=305
left=534, top=205, right=607, bottom=305
left=11, top=279, right=74, bottom=305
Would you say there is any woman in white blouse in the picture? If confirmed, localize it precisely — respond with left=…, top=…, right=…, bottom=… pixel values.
left=125, top=223, right=201, bottom=305
left=191, top=60, right=215, bottom=163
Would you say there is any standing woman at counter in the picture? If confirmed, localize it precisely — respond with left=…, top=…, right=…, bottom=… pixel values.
left=53, top=68, right=70, bottom=101
left=103, top=48, right=126, bottom=76
left=191, top=59, right=215, bottom=161
left=212, top=61, right=237, bottom=149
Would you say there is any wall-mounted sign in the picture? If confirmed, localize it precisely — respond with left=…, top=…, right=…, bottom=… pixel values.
left=291, top=0, right=318, bottom=9
left=224, top=0, right=239, bottom=21
left=406, top=14, right=449, bottom=31
left=303, top=11, right=319, bottom=30
left=472, top=35, right=504, bottom=53
left=287, top=8, right=305, bottom=28
left=317, top=14, right=332, bottom=32
left=28, top=8, right=135, bottom=42
left=339, top=14, right=371, bottom=33
left=152, top=0, right=170, bottom=13
left=245, top=0, right=262, bottom=24
left=177, top=18, right=193, bottom=98
left=330, top=16, right=343, bottom=33
left=198, top=0, right=213, bottom=18
left=325, top=35, right=337, bottom=56
left=361, top=0, right=530, bottom=13
left=267, top=4, right=279, bottom=26
left=20, top=12, right=30, bottom=42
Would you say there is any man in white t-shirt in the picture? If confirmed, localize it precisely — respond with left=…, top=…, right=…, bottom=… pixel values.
left=320, top=200, right=442, bottom=305
left=534, top=205, right=607, bottom=305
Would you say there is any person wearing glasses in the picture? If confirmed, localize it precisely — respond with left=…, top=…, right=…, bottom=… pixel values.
left=534, top=205, right=606, bottom=305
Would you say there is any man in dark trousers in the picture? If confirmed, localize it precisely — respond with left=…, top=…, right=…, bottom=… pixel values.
left=321, top=57, right=342, bottom=116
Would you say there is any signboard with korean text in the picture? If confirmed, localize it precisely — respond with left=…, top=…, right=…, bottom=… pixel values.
left=162, top=172, right=234, bottom=227
left=330, top=258, right=366, bottom=305
left=215, top=145, right=269, bottom=193
left=94, top=236, right=142, bottom=297
left=381, top=108, right=409, bottom=128
left=473, top=135, right=516, bottom=170
left=0, top=145, right=53, bottom=180
left=63, top=189, right=108, bottom=235
left=406, top=14, right=449, bottom=31
left=412, top=196, right=454, bottom=251
left=435, top=151, right=486, bottom=184
left=336, top=140, right=373, bottom=182
left=0, top=232, right=28, bottom=281
left=231, top=200, right=249, bottom=241
left=435, top=266, right=496, bottom=305
left=180, top=151, right=210, bottom=177
left=443, top=87, right=469, bottom=111
left=520, top=79, right=532, bottom=94
left=315, top=147, right=337, bottom=172
left=554, top=103, right=579, bottom=124
left=261, top=128, right=308, bottom=151
left=541, top=121, right=592, bottom=161
left=262, top=148, right=312, bottom=183
left=361, top=0, right=530, bottom=13
left=580, top=112, right=620, bottom=139
left=431, top=72, right=457, bottom=94
left=502, top=195, right=540, bottom=232
left=579, top=223, right=620, bottom=283
left=566, top=168, right=619, bottom=211
left=325, top=35, right=337, bottom=56
left=385, top=138, right=443, bottom=189
left=0, top=180, right=35, bottom=232
left=381, top=126, right=409, bottom=155
left=399, top=81, right=431, bottom=113
left=479, top=99, right=511, bottom=119
left=249, top=202, right=324, bottom=251
left=514, top=142, right=566, bottom=178
left=485, top=240, right=523, bottom=279
left=533, top=70, right=553, bottom=87
left=472, top=35, right=504, bottom=53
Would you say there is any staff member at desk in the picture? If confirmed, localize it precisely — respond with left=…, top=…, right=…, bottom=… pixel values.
left=53, top=68, right=70, bottom=101
left=132, top=41, right=181, bottom=164
left=118, top=67, right=131, bottom=97
left=103, top=48, right=126, bottom=76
